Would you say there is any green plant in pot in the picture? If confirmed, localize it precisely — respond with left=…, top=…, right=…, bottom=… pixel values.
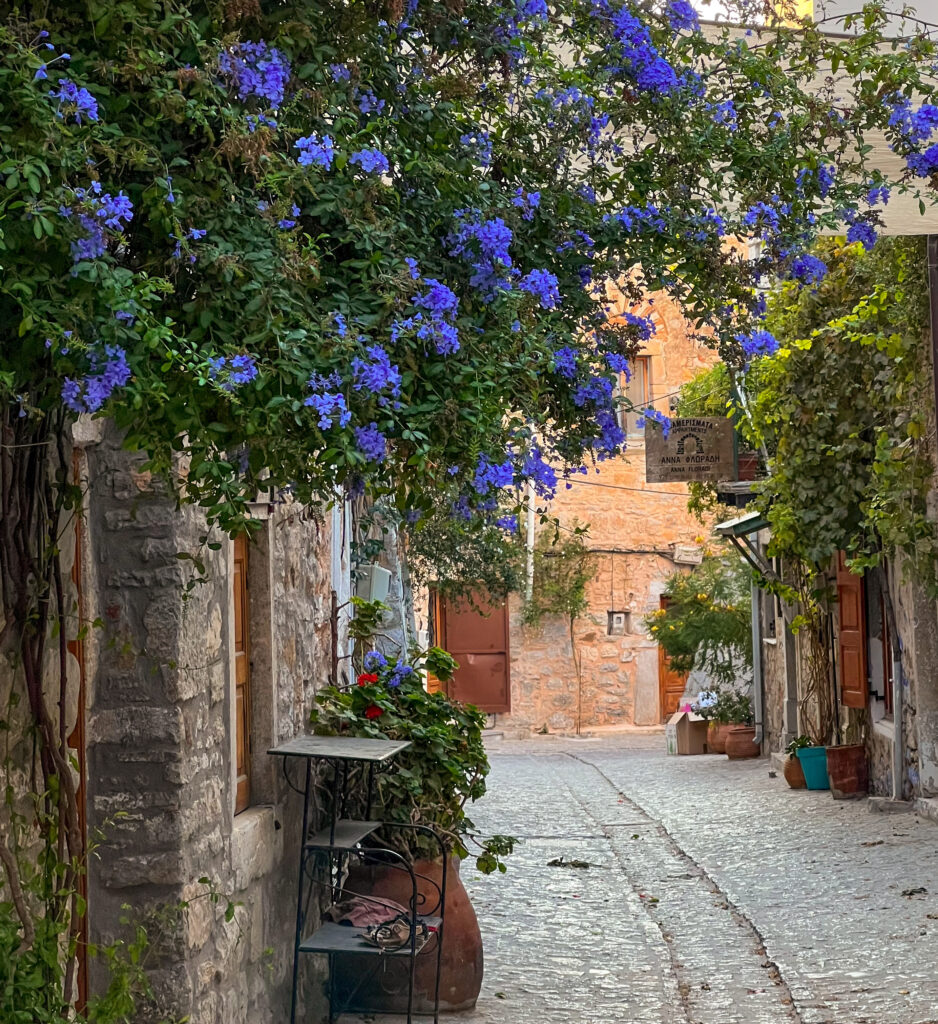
left=310, top=606, right=514, bottom=1013
left=783, top=735, right=811, bottom=789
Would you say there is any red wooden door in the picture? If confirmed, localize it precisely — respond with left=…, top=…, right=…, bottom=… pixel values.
left=233, top=534, right=252, bottom=813
left=836, top=552, right=868, bottom=709
left=657, top=596, right=687, bottom=721
left=437, top=593, right=511, bottom=713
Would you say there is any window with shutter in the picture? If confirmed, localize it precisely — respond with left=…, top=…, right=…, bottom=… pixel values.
left=836, top=551, right=868, bottom=709
left=233, top=534, right=252, bottom=813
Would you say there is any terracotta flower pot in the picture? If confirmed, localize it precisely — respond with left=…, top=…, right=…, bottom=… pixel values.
left=725, top=725, right=760, bottom=760
left=332, top=855, right=482, bottom=1014
left=783, top=754, right=806, bottom=789
left=707, top=722, right=731, bottom=755
left=826, top=744, right=869, bottom=799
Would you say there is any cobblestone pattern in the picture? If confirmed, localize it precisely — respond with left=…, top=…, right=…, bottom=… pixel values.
left=346, top=734, right=938, bottom=1024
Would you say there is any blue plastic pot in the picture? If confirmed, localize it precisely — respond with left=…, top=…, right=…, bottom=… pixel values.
left=795, top=746, right=829, bottom=790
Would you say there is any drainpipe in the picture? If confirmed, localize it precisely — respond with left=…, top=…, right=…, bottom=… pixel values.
left=525, top=480, right=536, bottom=603
left=892, top=642, right=904, bottom=801
left=751, top=548, right=764, bottom=749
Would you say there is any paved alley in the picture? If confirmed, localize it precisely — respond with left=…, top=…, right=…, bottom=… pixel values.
left=450, top=735, right=938, bottom=1024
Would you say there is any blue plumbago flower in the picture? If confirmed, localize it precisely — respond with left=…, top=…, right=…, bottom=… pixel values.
left=114, top=309, right=136, bottom=324
left=518, top=0, right=549, bottom=21
left=363, top=650, right=387, bottom=672
left=906, top=143, right=938, bottom=178
left=735, top=328, right=779, bottom=362
left=278, top=204, right=301, bottom=230
left=496, top=514, right=519, bottom=532
left=552, top=346, right=578, bottom=378
left=415, top=279, right=459, bottom=318
left=350, top=147, right=390, bottom=174
left=296, top=133, right=336, bottom=169
left=605, top=352, right=630, bottom=372
left=847, top=221, right=877, bottom=251
left=218, top=40, right=291, bottom=110
left=459, top=130, right=493, bottom=167
left=594, top=407, right=626, bottom=455
left=520, top=268, right=560, bottom=309
left=866, top=184, right=891, bottom=206
left=404, top=257, right=420, bottom=280
left=606, top=7, right=679, bottom=96
left=352, top=345, right=402, bottom=400
left=573, top=374, right=613, bottom=408
left=666, top=0, right=699, bottom=32
left=473, top=454, right=514, bottom=495
left=448, top=211, right=515, bottom=299
left=635, top=407, right=671, bottom=437
left=48, top=78, right=99, bottom=123
left=332, top=312, right=348, bottom=337
left=357, top=88, right=386, bottom=115
left=355, top=422, right=387, bottom=463
left=207, top=353, right=258, bottom=391
left=166, top=176, right=175, bottom=204
left=304, top=371, right=351, bottom=429
left=246, top=113, right=277, bottom=133
left=188, top=227, right=207, bottom=240
left=60, top=184, right=133, bottom=263
left=789, top=252, right=828, bottom=286
left=711, top=99, right=737, bottom=131
left=330, top=63, right=351, bottom=83
left=609, top=204, right=666, bottom=233
left=511, top=187, right=541, bottom=221
left=623, top=311, right=655, bottom=340
left=521, top=445, right=558, bottom=498
left=61, top=345, right=131, bottom=413
left=35, top=65, right=48, bottom=80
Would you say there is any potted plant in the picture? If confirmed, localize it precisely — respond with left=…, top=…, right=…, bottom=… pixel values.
left=795, top=741, right=830, bottom=790
left=783, top=735, right=810, bottom=788
left=826, top=720, right=869, bottom=799
left=719, top=690, right=760, bottom=760
left=311, top=630, right=513, bottom=1013
left=690, top=690, right=731, bottom=754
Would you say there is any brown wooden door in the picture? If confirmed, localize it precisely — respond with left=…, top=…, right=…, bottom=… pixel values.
left=657, top=596, right=687, bottom=721
left=233, top=534, right=251, bottom=813
left=836, top=551, right=868, bottom=709
left=437, top=592, right=511, bottom=713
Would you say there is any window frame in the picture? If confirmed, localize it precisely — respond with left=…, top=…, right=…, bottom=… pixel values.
left=618, top=354, right=652, bottom=436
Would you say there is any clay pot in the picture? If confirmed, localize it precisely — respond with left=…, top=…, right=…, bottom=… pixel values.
left=707, top=722, right=731, bottom=755
left=826, top=744, right=869, bottom=799
left=783, top=754, right=806, bottom=789
left=725, top=725, right=760, bottom=760
left=332, top=855, right=482, bottom=1014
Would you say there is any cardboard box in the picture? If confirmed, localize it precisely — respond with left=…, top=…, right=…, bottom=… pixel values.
left=665, top=710, right=708, bottom=755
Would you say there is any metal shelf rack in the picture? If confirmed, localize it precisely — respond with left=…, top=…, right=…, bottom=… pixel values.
left=269, top=735, right=446, bottom=1024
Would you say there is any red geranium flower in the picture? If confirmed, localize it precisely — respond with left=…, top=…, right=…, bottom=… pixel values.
left=357, top=673, right=379, bottom=687
left=364, top=704, right=383, bottom=719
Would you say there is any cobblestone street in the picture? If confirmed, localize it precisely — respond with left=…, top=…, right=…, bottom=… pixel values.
left=444, top=735, right=938, bottom=1024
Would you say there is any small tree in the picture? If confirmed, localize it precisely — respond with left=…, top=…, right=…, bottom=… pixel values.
left=647, top=553, right=752, bottom=686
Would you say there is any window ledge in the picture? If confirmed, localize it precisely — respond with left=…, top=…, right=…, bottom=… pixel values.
left=232, top=804, right=282, bottom=892
left=873, top=717, right=896, bottom=742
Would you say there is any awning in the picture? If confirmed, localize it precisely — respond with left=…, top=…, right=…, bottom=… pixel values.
left=714, top=511, right=775, bottom=578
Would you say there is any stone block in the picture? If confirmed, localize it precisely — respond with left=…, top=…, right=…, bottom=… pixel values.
left=100, top=849, right=187, bottom=887
left=89, top=705, right=185, bottom=746
left=231, top=806, right=282, bottom=892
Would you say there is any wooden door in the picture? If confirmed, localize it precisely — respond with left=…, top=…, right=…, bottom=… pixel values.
left=836, top=551, right=868, bottom=709
left=233, top=534, right=251, bottom=813
left=657, top=596, right=687, bottom=721
left=436, top=593, right=511, bottom=713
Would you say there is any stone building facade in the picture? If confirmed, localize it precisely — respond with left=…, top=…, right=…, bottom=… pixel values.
left=494, top=284, right=720, bottom=735
left=73, top=422, right=335, bottom=1022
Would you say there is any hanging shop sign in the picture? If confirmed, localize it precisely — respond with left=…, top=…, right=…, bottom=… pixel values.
left=645, top=417, right=735, bottom=483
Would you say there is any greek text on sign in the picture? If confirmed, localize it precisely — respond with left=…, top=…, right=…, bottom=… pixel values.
left=645, top=417, right=735, bottom=483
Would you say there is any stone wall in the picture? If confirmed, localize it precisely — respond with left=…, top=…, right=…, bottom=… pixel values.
left=501, top=285, right=718, bottom=734
left=82, top=425, right=332, bottom=1022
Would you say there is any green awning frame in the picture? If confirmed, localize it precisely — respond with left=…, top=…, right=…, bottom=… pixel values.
left=714, top=511, right=775, bottom=580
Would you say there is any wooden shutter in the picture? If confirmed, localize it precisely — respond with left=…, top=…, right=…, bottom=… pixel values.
left=233, top=534, right=251, bottom=813
left=836, top=552, right=868, bottom=709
